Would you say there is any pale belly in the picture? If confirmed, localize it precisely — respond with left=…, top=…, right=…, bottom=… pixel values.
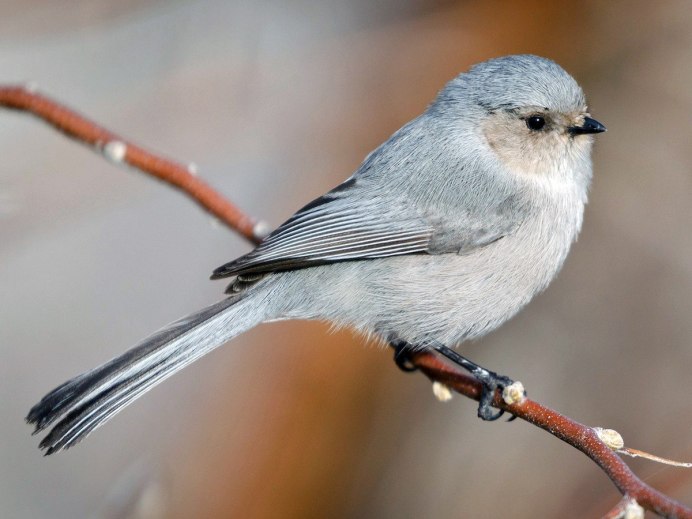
left=276, top=223, right=573, bottom=347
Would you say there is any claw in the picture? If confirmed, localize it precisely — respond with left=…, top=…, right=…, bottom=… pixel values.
left=390, top=340, right=418, bottom=373
left=478, top=393, right=505, bottom=420
left=482, top=408, right=506, bottom=421
left=476, top=374, right=509, bottom=421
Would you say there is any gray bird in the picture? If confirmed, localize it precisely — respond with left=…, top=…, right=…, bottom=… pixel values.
left=27, top=54, right=606, bottom=454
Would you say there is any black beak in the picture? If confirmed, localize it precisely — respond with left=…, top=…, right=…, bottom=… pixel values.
left=569, top=116, right=606, bottom=135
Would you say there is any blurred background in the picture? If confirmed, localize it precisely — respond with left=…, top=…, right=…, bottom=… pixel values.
left=1, top=1, right=691, bottom=517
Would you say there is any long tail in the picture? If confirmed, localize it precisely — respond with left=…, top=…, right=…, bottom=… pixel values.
left=27, top=289, right=270, bottom=455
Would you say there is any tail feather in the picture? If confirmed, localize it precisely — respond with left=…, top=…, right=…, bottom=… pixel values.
left=27, top=291, right=269, bottom=454
left=40, top=353, right=188, bottom=454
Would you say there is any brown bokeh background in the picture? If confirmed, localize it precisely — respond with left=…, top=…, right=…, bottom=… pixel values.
left=1, top=1, right=691, bottom=518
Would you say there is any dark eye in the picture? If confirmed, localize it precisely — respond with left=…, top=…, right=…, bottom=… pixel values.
left=526, top=115, right=546, bottom=131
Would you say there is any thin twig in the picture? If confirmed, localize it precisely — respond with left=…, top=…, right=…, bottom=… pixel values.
left=3, top=86, right=691, bottom=519
left=619, top=448, right=692, bottom=469
left=0, top=84, right=262, bottom=244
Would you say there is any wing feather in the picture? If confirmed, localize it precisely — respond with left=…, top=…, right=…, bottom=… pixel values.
left=211, top=172, right=520, bottom=280
left=212, top=185, right=433, bottom=278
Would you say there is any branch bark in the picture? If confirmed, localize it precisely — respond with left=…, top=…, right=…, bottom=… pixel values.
left=3, top=85, right=691, bottom=519
left=0, top=85, right=262, bottom=244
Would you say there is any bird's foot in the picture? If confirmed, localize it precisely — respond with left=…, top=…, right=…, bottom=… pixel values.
left=390, top=339, right=418, bottom=372
left=431, top=344, right=521, bottom=422
left=474, top=369, right=515, bottom=421
left=390, top=341, right=524, bottom=421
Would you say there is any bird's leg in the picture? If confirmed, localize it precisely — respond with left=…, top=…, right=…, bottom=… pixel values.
left=432, top=344, right=515, bottom=421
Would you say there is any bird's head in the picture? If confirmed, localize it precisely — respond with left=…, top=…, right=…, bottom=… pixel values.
left=433, top=55, right=605, bottom=186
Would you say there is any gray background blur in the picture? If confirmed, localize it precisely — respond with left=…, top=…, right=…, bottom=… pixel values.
left=1, top=1, right=691, bottom=518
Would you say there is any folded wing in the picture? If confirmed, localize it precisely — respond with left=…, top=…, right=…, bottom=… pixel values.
left=212, top=180, right=434, bottom=278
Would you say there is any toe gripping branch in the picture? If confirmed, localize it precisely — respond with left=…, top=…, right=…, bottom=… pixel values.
left=390, top=340, right=518, bottom=421
left=391, top=339, right=418, bottom=372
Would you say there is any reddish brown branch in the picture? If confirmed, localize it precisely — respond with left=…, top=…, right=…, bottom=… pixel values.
left=3, top=86, right=691, bottom=519
left=411, top=351, right=691, bottom=518
left=0, top=85, right=262, bottom=244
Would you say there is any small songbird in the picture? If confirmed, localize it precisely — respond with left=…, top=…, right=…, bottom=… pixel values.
left=27, top=54, right=605, bottom=454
